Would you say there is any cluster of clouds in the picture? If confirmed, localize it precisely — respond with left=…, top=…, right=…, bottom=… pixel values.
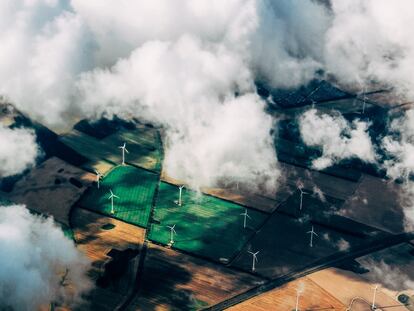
left=0, top=125, right=40, bottom=177
left=298, top=107, right=414, bottom=229
left=381, top=111, right=414, bottom=230
left=1, top=0, right=414, bottom=193
left=0, top=204, right=91, bottom=310
left=299, top=109, right=376, bottom=170
left=324, top=0, right=414, bottom=99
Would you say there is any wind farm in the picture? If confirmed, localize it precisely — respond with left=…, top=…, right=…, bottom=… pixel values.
left=0, top=1, right=414, bottom=311
left=2, top=81, right=414, bottom=310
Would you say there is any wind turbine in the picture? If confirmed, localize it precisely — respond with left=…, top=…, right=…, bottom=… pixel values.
left=371, top=285, right=379, bottom=310
left=167, top=224, right=177, bottom=245
left=108, top=189, right=119, bottom=214
left=94, top=169, right=102, bottom=189
left=310, top=99, right=317, bottom=109
left=118, top=142, right=129, bottom=165
left=248, top=250, right=259, bottom=272
left=174, top=185, right=185, bottom=206
left=298, top=187, right=309, bottom=211
left=240, top=208, right=251, bottom=229
left=295, top=290, right=301, bottom=311
left=360, top=86, right=367, bottom=114
left=307, top=225, right=318, bottom=247
left=355, top=79, right=368, bottom=115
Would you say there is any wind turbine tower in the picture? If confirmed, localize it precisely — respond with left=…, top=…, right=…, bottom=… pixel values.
left=95, top=169, right=102, bottom=189
left=167, top=224, right=177, bottom=245
left=119, top=142, right=129, bottom=165
left=177, top=185, right=185, bottom=206
left=298, top=187, right=308, bottom=211
left=108, top=189, right=119, bottom=214
left=307, top=225, right=318, bottom=247
left=372, top=285, right=379, bottom=310
left=240, top=208, right=251, bottom=229
left=248, top=250, right=259, bottom=272
left=295, top=290, right=301, bottom=311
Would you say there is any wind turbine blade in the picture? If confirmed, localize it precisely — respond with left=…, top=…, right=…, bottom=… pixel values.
left=125, top=148, right=129, bottom=153
left=246, top=214, right=252, bottom=219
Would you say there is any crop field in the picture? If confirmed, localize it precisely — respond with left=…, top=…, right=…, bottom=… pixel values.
left=148, top=182, right=269, bottom=262
left=231, top=209, right=383, bottom=278
left=8, top=157, right=95, bottom=226
left=79, top=165, right=159, bottom=227
left=72, top=208, right=146, bottom=311
left=228, top=276, right=345, bottom=311
left=103, top=127, right=162, bottom=172
left=59, top=126, right=162, bottom=173
left=126, top=243, right=263, bottom=311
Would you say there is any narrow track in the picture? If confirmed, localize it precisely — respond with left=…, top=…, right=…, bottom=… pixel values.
left=115, top=130, right=164, bottom=311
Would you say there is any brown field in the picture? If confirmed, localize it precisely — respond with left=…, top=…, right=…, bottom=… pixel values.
left=8, top=157, right=95, bottom=226
left=227, top=277, right=345, bottom=311
left=308, top=268, right=407, bottom=311
left=72, top=207, right=145, bottom=269
left=304, top=243, right=414, bottom=311
left=126, top=242, right=264, bottom=311
left=71, top=208, right=146, bottom=311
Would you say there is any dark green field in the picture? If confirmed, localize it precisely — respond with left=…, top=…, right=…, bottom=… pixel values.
left=79, top=165, right=159, bottom=227
left=59, top=126, right=162, bottom=172
left=148, top=182, right=269, bottom=262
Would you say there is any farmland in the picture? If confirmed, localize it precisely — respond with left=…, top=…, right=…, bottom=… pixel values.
left=227, top=276, right=345, bottom=311
left=148, top=182, right=269, bottom=262
left=79, top=165, right=159, bottom=227
left=7, top=157, right=95, bottom=226
left=126, top=243, right=263, bottom=311
left=231, top=208, right=385, bottom=277
left=59, top=125, right=162, bottom=173
left=71, top=208, right=146, bottom=311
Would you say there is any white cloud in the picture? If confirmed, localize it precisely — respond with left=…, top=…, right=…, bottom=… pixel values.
left=382, top=109, right=414, bottom=230
left=77, top=36, right=279, bottom=192
left=325, top=0, right=414, bottom=100
left=0, top=0, right=94, bottom=126
left=1, top=0, right=414, bottom=192
left=299, top=109, right=376, bottom=170
left=0, top=125, right=40, bottom=177
left=0, top=204, right=91, bottom=310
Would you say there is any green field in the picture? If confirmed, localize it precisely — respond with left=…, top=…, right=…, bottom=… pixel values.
left=103, top=128, right=162, bottom=172
left=79, top=165, right=159, bottom=227
left=148, top=182, right=269, bottom=262
left=59, top=126, right=162, bottom=172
